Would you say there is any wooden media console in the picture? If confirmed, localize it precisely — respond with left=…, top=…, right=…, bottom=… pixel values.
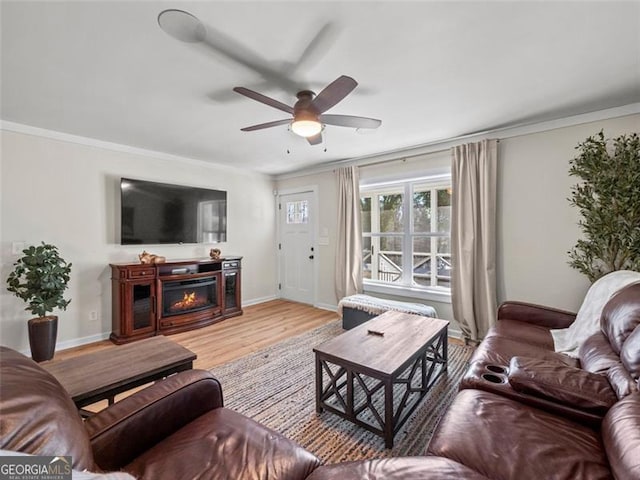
left=110, top=257, right=242, bottom=344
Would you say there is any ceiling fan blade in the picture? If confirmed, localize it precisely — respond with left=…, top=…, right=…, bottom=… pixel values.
left=307, top=133, right=323, bottom=145
left=312, top=75, right=358, bottom=113
left=290, top=23, right=339, bottom=75
left=233, top=87, right=294, bottom=115
left=159, top=10, right=304, bottom=92
left=158, top=9, right=206, bottom=43
left=320, top=114, right=382, bottom=129
left=240, top=119, right=291, bottom=132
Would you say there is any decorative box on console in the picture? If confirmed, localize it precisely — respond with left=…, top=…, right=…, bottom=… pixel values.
left=110, top=257, right=242, bottom=344
left=338, top=294, right=437, bottom=329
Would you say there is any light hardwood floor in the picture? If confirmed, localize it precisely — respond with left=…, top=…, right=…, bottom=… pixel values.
left=52, top=299, right=339, bottom=370
left=49, top=300, right=462, bottom=411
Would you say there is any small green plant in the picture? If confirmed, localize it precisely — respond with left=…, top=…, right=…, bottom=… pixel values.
left=568, top=131, right=640, bottom=281
left=6, top=242, right=72, bottom=317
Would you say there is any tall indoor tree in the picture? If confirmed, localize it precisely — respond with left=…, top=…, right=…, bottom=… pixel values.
left=568, top=131, right=640, bottom=281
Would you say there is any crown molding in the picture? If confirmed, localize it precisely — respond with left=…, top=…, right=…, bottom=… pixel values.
left=3, top=102, right=638, bottom=181
left=0, top=120, right=264, bottom=177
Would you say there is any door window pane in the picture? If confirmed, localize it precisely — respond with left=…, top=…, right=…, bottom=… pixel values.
left=286, top=200, right=308, bottom=224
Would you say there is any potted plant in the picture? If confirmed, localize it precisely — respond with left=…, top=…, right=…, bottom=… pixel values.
left=6, top=242, right=72, bottom=362
left=568, top=131, right=640, bottom=281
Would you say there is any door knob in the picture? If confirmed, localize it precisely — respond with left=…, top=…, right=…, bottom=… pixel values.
left=309, top=255, right=314, bottom=259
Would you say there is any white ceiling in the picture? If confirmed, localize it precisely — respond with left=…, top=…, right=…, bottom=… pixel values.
left=2, top=1, right=639, bottom=175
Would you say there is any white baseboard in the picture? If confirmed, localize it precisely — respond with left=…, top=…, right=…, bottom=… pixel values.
left=41, top=331, right=112, bottom=355
left=448, top=326, right=463, bottom=340
left=39, top=301, right=462, bottom=354
left=57, top=332, right=111, bottom=351
left=40, top=295, right=278, bottom=354
left=314, top=302, right=338, bottom=312
left=243, top=295, right=278, bottom=306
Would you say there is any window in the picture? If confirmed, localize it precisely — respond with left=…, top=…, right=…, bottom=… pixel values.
left=361, top=177, right=452, bottom=297
left=286, top=200, right=309, bottom=224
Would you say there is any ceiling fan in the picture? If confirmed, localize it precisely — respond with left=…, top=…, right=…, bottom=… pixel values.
left=234, top=76, right=382, bottom=145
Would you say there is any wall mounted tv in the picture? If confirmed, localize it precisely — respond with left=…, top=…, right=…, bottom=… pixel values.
left=120, top=178, right=227, bottom=245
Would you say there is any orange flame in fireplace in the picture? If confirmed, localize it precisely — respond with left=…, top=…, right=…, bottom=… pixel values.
left=182, top=292, right=196, bottom=307
left=172, top=291, right=198, bottom=311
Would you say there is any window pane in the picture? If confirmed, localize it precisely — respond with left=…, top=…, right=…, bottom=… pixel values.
left=361, top=197, right=371, bottom=233
left=437, top=188, right=451, bottom=233
left=379, top=193, right=403, bottom=233
left=412, top=236, right=451, bottom=287
left=437, top=237, right=452, bottom=287
left=377, top=236, right=403, bottom=283
left=412, top=237, right=431, bottom=287
left=362, top=236, right=372, bottom=280
left=412, top=189, right=431, bottom=233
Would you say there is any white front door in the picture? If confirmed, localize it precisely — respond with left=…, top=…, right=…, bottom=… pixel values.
left=278, top=191, right=315, bottom=304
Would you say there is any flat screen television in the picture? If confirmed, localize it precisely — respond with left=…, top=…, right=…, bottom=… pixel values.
left=120, top=178, right=227, bottom=245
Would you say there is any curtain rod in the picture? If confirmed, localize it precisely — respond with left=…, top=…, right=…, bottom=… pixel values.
left=334, top=139, right=500, bottom=172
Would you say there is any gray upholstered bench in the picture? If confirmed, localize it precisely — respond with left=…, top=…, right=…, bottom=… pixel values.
left=338, top=294, right=437, bottom=329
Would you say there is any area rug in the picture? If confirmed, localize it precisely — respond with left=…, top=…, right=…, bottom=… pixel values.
left=210, top=321, right=473, bottom=464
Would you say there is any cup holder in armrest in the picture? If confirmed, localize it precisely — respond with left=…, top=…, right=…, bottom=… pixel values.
left=485, top=364, right=508, bottom=374
left=481, top=373, right=507, bottom=384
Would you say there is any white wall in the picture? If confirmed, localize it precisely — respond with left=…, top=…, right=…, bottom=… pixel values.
left=276, top=113, right=640, bottom=327
left=2, top=113, right=637, bottom=351
left=0, top=129, right=277, bottom=352
left=497, top=114, right=639, bottom=311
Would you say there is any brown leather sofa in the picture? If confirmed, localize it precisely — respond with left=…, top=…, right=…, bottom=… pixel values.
left=422, top=281, right=640, bottom=480
left=311, top=282, right=640, bottom=480
left=460, top=281, right=640, bottom=426
left=2, top=282, right=639, bottom=479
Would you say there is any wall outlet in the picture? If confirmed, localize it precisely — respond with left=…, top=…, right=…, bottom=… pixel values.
left=89, top=310, right=99, bottom=321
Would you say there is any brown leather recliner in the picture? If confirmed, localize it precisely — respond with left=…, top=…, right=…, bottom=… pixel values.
left=0, top=346, right=320, bottom=480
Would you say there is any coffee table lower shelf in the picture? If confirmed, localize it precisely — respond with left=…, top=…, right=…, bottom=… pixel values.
left=314, top=315, right=448, bottom=449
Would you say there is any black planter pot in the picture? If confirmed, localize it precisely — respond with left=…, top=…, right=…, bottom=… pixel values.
left=28, top=315, right=58, bottom=362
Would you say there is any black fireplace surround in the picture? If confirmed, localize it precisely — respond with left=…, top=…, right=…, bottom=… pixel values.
left=162, top=276, right=218, bottom=317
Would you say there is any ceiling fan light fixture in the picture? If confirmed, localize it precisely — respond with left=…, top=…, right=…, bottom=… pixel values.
left=291, top=119, right=322, bottom=137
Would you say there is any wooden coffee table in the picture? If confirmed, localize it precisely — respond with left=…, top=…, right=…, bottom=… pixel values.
left=43, top=335, right=196, bottom=412
left=314, top=310, right=449, bottom=448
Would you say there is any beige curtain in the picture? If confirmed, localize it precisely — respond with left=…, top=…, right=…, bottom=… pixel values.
left=335, top=166, right=363, bottom=300
left=451, top=139, right=498, bottom=342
